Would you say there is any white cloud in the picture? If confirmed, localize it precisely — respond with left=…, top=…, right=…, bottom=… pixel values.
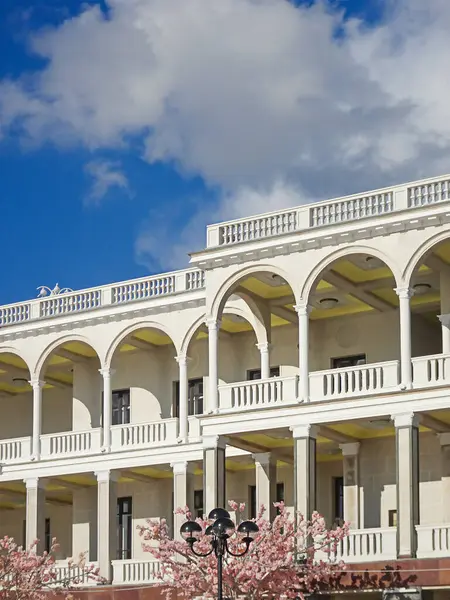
left=84, top=159, right=129, bottom=204
left=2, top=0, right=450, bottom=264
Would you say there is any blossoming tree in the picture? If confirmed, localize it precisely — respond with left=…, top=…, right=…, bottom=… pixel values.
left=139, top=501, right=349, bottom=599
left=0, top=536, right=100, bottom=600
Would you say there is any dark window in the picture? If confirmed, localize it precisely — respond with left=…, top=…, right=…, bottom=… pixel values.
left=194, top=490, right=203, bottom=518
left=331, top=354, right=366, bottom=369
left=388, top=509, right=397, bottom=527
left=173, top=379, right=204, bottom=417
left=247, top=366, right=280, bottom=380
left=45, top=518, right=51, bottom=554
left=117, top=497, right=132, bottom=559
left=333, top=477, right=344, bottom=524
left=112, top=389, right=131, bottom=425
left=249, top=482, right=285, bottom=519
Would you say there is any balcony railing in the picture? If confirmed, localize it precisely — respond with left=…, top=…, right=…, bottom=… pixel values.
left=41, top=429, right=102, bottom=458
left=309, top=361, right=400, bottom=402
left=0, top=268, right=205, bottom=328
left=0, top=436, right=30, bottom=463
left=331, top=528, right=397, bottom=563
left=218, top=375, right=298, bottom=411
left=111, top=419, right=178, bottom=450
left=112, top=559, right=161, bottom=585
left=52, top=560, right=99, bottom=587
left=416, top=524, right=450, bottom=558
left=412, top=354, right=450, bottom=388
left=206, top=174, right=450, bottom=247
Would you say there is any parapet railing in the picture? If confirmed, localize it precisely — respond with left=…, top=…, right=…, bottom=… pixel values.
left=206, top=174, right=450, bottom=247
left=0, top=268, right=205, bottom=328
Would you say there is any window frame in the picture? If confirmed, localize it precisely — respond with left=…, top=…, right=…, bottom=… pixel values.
left=173, top=378, right=204, bottom=417
left=117, top=496, right=133, bottom=560
left=247, top=366, right=280, bottom=381
left=331, top=354, right=367, bottom=369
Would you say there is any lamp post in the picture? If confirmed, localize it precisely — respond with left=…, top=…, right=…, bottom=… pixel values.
left=180, top=507, right=259, bottom=600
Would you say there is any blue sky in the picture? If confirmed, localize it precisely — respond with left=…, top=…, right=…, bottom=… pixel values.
left=0, top=0, right=448, bottom=305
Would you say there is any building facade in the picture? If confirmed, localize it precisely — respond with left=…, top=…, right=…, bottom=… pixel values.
left=1, top=174, right=450, bottom=598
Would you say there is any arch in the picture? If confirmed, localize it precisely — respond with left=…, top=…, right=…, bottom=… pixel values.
left=299, top=244, right=402, bottom=304
left=223, top=299, right=269, bottom=346
left=34, top=334, right=102, bottom=380
left=403, top=229, right=450, bottom=287
left=104, top=320, right=180, bottom=368
left=0, top=345, right=33, bottom=374
left=210, top=263, right=298, bottom=321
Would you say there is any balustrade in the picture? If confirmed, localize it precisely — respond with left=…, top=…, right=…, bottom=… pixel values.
left=40, top=429, right=101, bottom=458
left=112, top=559, right=161, bottom=585
left=330, top=528, right=397, bottom=563
left=219, top=376, right=298, bottom=411
left=416, top=524, right=450, bottom=558
left=309, top=361, right=400, bottom=401
left=412, top=354, right=450, bottom=388
left=110, top=419, right=178, bottom=450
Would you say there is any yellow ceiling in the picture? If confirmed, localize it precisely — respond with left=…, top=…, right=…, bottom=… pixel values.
left=240, top=277, right=292, bottom=299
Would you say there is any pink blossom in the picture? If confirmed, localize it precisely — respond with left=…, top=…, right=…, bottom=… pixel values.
left=139, top=501, right=348, bottom=599
left=0, top=537, right=101, bottom=600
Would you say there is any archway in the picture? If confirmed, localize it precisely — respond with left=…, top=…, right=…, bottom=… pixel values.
left=0, top=350, right=32, bottom=440
left=108, top=325, right=177, bottom=423
left=38, top=339, right=101, bottom=433
left=305, top=252, right=405, bottom=398
left=406, top=236, right=450, bottom=356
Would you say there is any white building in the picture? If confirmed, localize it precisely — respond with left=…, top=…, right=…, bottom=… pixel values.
left=1, top=174, right=450, bottom=599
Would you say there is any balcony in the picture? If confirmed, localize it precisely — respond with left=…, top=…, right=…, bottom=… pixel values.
left=416, top=524, right=450, bottom=558
left=332, top=528, right=397, bottom=563
left=110, top=419, right=178, bottom=451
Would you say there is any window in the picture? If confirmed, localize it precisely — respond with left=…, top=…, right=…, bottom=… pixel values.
left=333, top=477, right=344, bottom=524
left=112, top=390, right=131, bottom=425
left=45, top=518, right=51, bottom=554
left=388, top=509, right=397, bottom=527
left=117, top=497, right=132, bottom=559
left=247, top=366, right=280, bottom=380
left=331, top=354, right=366, bottom=369
left=249, top=482, right=285, bottom=519
left=173, top=379, right=204, bottom=417
left=194, top=490, right=203, bottom=518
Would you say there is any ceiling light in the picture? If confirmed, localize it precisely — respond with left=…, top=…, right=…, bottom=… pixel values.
left=364, top=256, right=384, bottom=269
left=319, top=297, right=339, bottom=309
left=367, top=418, right=391, bottom=430
left=12, top=378, right=28, bottom=388
left=413, top=282, right=432, bottom=295
left=271, top=274, right=287, bottom=286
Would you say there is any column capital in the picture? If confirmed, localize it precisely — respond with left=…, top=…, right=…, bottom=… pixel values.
left=252, top=452, right=274, bottom=466
left=395, top=286, right=415, bottom=300
left=171, top=461, right=195, bottom=475
left=202, top=434, right=227, bottom=451
left=99, top=367, right=115, bottom=378
left=293, top=303, right=313, bottom=316
left=95, top=469, right=120, bottom=483
left=175, top=354, right=192, bottom=366
left=256, top=342, right=271, bottom=353
left=392, top=412, right=420, bottom=428
left=28, top=379, right=45, bottom=389
left=290, top=423, right=319, bottom=439
left=205, top=317, right=221, bottom=331
left=339, top=442, right=361, bottom=457
left=24, top=477, right=46, bottom=490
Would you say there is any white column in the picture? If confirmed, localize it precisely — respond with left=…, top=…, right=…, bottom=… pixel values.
left=172, top=461, right=195, bottom=540
left=291, top=424, right=317, bottom=519
left=294, top=304, right=311, bottom=402
left=393, top=412, right=419, bottom=558
left=253, top=452, right=277, bottom=521
left=29, top=379, right=44, bottom=461
left=439, top=432, right=450, bottom=522
left=339, top=442, right=361, bottom=528
left=256, top=343, right=271, bottom=379
left=175, top=355, right=190, bottom=442
left=25, top=477, right=46, bottom=552
left=96, top=470, right=118, bottom=582
left=395, top=287, right=414, bottom=390
left=206, top=318, right=220, bottom=413
left=439, top=272, right=450, bottom=353
left=203, top=435, right=226, bottom=514
left=99, top=367, right=114, bottom=452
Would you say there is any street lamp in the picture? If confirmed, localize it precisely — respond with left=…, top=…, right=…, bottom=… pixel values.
left=180, top=507, right=259, bottom=600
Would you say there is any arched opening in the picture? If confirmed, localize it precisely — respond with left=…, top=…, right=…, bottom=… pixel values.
left=109, top=326, right=177, bottom=422
left=39, top=340, right=101, bottom=434
left=0, top=351, right=31, bottom=440
left=208, top=270, right=298, bottom=410
left=408, top=238, right=450, bottom=357
left=306, top=253, right=406, bottom=399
